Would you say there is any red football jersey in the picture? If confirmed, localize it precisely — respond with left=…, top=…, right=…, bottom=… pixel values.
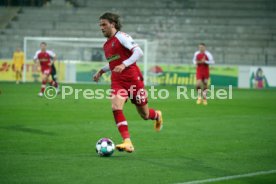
left=103, top=31, right=143, bottom=81
left=193, top=50, right=215, bottom=80
left=196, top=52, right=209, bottom=73
left=33, top=50, right=56, bottom=70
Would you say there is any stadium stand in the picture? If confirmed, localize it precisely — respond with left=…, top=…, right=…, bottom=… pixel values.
left=0, top=0, right=275, bottom=65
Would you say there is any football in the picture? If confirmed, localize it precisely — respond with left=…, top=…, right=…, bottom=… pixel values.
left=95, top=138, right=115, bottom=157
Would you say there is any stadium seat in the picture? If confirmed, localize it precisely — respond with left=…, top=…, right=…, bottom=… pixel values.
left=0, top=0, right=275, bottom=65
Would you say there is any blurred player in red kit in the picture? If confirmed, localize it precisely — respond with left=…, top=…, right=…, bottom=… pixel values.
left=33, top=42, right=59, bottom=97
left=193, top=43, right=215, bottom=105
left=93, top=12, right=163, bottom=153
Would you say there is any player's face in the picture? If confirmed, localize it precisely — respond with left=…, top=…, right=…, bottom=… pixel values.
left=99, top=19, right=114, bottom=38
left=40, top=44, right=47, bottom=51
left=199, top=45, right=206, bottom=53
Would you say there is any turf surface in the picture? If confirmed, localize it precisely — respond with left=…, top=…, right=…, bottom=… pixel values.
left=0, top=82, right=275, bottom=184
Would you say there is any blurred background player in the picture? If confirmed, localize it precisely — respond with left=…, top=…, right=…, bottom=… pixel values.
left=50, top=52, right=59, bottom=90
left=12, top=48, right=24, bottom=84
left=33, top=42, right=59, bottom=97
left=93, top=12, right=163, bottom=153
left=193, top=43, right=215, bottom=105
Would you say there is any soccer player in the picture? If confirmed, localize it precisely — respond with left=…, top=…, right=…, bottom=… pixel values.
left=93, top=12, right=163, bottom=153
left=193, top=43, right=215, bottom=105
left=33, top=42, right=59, bottom=97
left=50, top=56, right=59, bottom=89
left=12, top=48, right=24, bottom=84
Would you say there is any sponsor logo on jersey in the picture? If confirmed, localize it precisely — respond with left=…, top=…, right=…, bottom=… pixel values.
left=39, top=58, right=49, bottom=62
left=107, top=54, right=120, bottom=62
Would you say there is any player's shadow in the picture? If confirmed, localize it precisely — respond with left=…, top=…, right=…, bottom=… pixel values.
left=1, top=125, right=56, bottom=136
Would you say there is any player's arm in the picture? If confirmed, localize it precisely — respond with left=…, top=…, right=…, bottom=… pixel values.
left=48, top=50, right=57, bottom=66
left=21, top=53, right=24, bottom=70
left=193, top=52, right=204, bottom=64
left=22, top=53, right=25, bottom=64
left=192, top=52, right=197, bottom=65
left=33, top=51, right=39, bottom=63
left=12, top=53, right=15, bottom=71
left=123, top=47, right=143, bottom=67
left=93, top=64, right=110, bottom=82
left=204, top=51, right=215, bottom=64
left=52, top=55, right=57, bottom=64
left=113, top=33, right=143, bottom=73
left=51, top=51, right=57, bottom=64
left=33, top=51, right=41, bottom=69
left=21, top=53, right=25, bottom=64
left=113, top=47, right=143, bottom=73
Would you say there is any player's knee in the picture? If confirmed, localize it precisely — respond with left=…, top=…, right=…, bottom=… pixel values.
left=111, top=104, right=121, bottom=111
left=196, top=84, right=201, bottom=90
left=196, top=81, right=201, bottom=88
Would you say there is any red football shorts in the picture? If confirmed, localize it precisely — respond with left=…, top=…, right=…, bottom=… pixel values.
left=111, top=78, right=148, bottom=106
left=196, top=70, right=209, bottom=80
left=41, top=67, right=51, bottom=75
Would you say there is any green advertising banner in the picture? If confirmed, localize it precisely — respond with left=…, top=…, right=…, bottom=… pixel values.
left=76, top=63, right=109, bottom=83
left=76, top=63, right=238, bottom=87
left=146, top=64, right=238, bottom=86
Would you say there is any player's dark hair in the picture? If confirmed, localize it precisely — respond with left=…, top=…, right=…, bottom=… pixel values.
left=99, top=12, right=122, bottom=31
left=40, top=42, right=47, bottom=46
left=199, top=43, right=206, bottom=46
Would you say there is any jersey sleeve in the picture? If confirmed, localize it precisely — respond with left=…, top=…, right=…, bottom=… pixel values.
left=205, top=51, right=215, bottom=64
left=116, top=32, right=138, bottom=51
left=46, top=50, right=56, bottom=58
left=193, top=51, right=199, bottom=65
left=122, top=47, right=144, bottom=67
left=21, top=52, right=25, bottom=64
left=33, top=50, right=39, bottom=60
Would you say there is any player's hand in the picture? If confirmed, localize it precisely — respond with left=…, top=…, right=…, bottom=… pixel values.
left=201, top=56, right=206, bottom=63
left=113, top=64, right=126, bottom=73
left=93, top=70, right=103, bottom=82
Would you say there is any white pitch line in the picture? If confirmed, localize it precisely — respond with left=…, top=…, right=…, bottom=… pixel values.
left=176, top=169, right=276, bottom=184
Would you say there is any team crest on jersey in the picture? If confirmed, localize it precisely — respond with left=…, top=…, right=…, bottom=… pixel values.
left=111, top=42, right=115, bottom=47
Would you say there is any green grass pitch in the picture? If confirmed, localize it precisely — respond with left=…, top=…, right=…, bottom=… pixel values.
left=0, top=82, right=276, bottom=184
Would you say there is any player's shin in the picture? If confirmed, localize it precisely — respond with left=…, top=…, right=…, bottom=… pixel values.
left=203, top=86, right=208, bottom=100
left=202, top=85, right=208, bottom=105
left=19, top=72, right=22, bottom=80
left=50, top=80, right=58, bottom=88
left=113, top=110, right=130, bottom=139
left=147, top=108, right=158, bottom=120
left=15, top=72, right=19, bottom=82
left=148, top=108, right=163, bottom=131
left=196, top=85, right=202, bottom=99
left=196, top=85, right=203, bottom=104
left=40, top=80, right=47, bottom=93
